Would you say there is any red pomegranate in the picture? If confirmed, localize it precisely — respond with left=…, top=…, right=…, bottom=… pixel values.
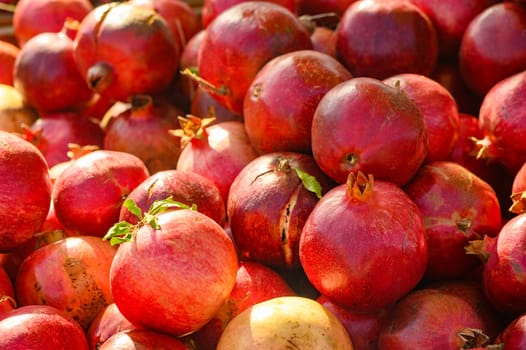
left=459, top=2, right=526, bottom=97
left=0, top=40, right=19, bottom=85
left=86, top=303, right=136, bottom=350
left=378, top=288, right=494, bottom=349
left=311, top=76, right=428, bottom=186
left=119, top=169, right=226, bottom=227
left=52, top=150, right=150, bottom=237
left=99, top=329, right=189, bottom=350
left=74, top=2, right=180, bottom=102
left=190, top=86, right=244, bottom=124
left=197, top=1, right=313, bottom=114
left=243, top=49, right=352, bottom=154
left=179, top=29, right=205, bottom=103
left=13, top=0, right=92, bottom=47
left=310, top=26, right=337, bottom=58
left=0, top=131, right=52, bottom=252
left=13, top=29, right=94, bottom=113
left=299, top=172, right=428, bottom=312
left=473, top=70, right=526, bottom=175
left=0, top=266, right=15, bottom=314
left=510, top=161, right=526, bottom=214
left=297, top=0, right=356, bottom=17
left=174, top=116, right=259, bottom=204
left=0, top=304, right=89, bottom=349
left=103, top=95, right=183, bottom=174
left=404, top=161, right=502, bottom=281
left=108, top=209, right=238, bottom=336
left=383, top=73, right=460, bottom=164
left=336, top=0, right=438, bottom=79
left=25, top=111, right=104, bottom=168
left=15, top=235, right=116, bottom=330
left=228, top=151, right=336, bottom=269
left=493, top=313, right=526, bottom=348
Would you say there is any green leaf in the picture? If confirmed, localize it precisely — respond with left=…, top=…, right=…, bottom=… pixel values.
left=124, top=198, right=143, bottom=220
left=103, top=221, right=134, bottom=246
left=294, top=167, right=323, bottom=199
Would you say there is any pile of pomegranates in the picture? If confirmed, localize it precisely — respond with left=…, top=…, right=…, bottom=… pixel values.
left=1, top=0, right=526, bottom=348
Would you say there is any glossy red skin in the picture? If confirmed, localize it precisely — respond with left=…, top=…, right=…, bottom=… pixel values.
left=52, top=150, right=150, bottom=237
left=409, top=0, right=498, bottom=59
left=0, top=267, right=15, bottom=315
left=482, top=214, right=526, bottom=317
left=336, top=0, right=438, bottom=80
left=13, top=31, right=94, bottom=113
left=86, top=303, right=136, bottom=350
left=130, top=0, right=201, bottom=48
left=13, top=0, right=92, bottom=47
left=300, top=177, right=428, bottom=312
left=103, top=97, right=183, bottom=174
left=201, top=0, right=299, bottom=27
left=190, top=86, right=244, bottom=123
left=15, top=236, right=116, bottom=330
left=383, top=73, right=460, bottom=164
left=197, top=1, right=313, bottom=114
left=176, top=120, right=259, bottom=204
left=0, top=131, right=52, bottom=252
left=448, top=113, right=515, bottom=219
left=378, top=288, right=488, bottom=349
left=310, top=26, right=337, bottom=58
left=493, top=313, right=526, bottom=348
left=0, top=305, right=89, bottom=349
left=311, top=77, right=428, bottom=186
left=110, top=209, right=238, bottom=336
left=404, top=161, right=502, bottom=281
left=29, top=111, right=105, bottom=168
left=459, top=2, right=526, bottom=97
left=227, top=152, right=336, bottom=269
left=476, top=70, right=526, bottom=175
left=297, top=0, right=356, bottom=17
left=317, top=295, right=390, bottom=350
left=119, top=169, right=226, bottom=227
left=430, top=61, right=483, bottom=117
left=243, top=49, right=352, bottom=154
left=74, top=2, right=180, bottom=102
left=0, top=40, right=19, bottom=85
left=100, top=329, right=189, bottom=350
left=185, top=261, right=296, bottom=350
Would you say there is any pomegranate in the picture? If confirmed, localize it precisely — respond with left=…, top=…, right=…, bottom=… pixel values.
left=184, top=260, right=296, bottom=349
left=52, top=149, right=150, bottom=237
left=174, top=116, right=259, bottom=204
left=0, top=266, right=15, bottom=314
left=25, top=111, right=104, bottom=168
left=404, top=161, right=502, bottom=281
left=129, top=0, right=201, bottom=48
left=378, top=288, right=494, bottom=349
left=228, top=151, right=336, bottom=269
left=317, top=295, right=391, bottom=350
left=179, top=29, right=205, bottom=104
left=510, top=161, right=526, bottom=214
left=311, top=76, right=428, bottom=186
left=15, top=235, right=116, bottom=330
left=0, top=84, right=38, bottom=134
left=190, top=86, right=244, bottom=124
left=201, top=0, right=299, bottom=27
left=107, top=208, right=238, bottom=336
left=383, top=73, right=460, bottom=164
left=119, top=169, right=226, bottom=227
left=336, top=0, right=438, bottom=79
left=99, top=329, right=189, bottom=350
left=13, top=29, right=94, bottom=113
left=196, top=1, right=313, bottom=114
left=0, top=304, right=89, bottom=349
left=408, top=0, right=499, bottom=59
left=0, top=130, right=52, bottom=252
left=0, top=40, right=19, bottom=85
left=217, top=296, right=354, bottom=349
left=459, top=2, right=526, bottom=97
left=243, top=49, right=352, bottom=154
left=493, top=313, right=526, bottom=348
left=103, top=95, right=183, bottom=174
left=74, top=2, right=180, bottom=102
left=13, top=0, right=92, bottom=47
left=300, top=172, right=428, bottom=312
left=297, top=0, right=356, bottom=17
left=310, top=26, right=337, bottom=57
left=87, top=303, right=136, bottom=350
left=472, top=70, right=526, bottom=175
left=468, top=214, right=526, bottom=318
